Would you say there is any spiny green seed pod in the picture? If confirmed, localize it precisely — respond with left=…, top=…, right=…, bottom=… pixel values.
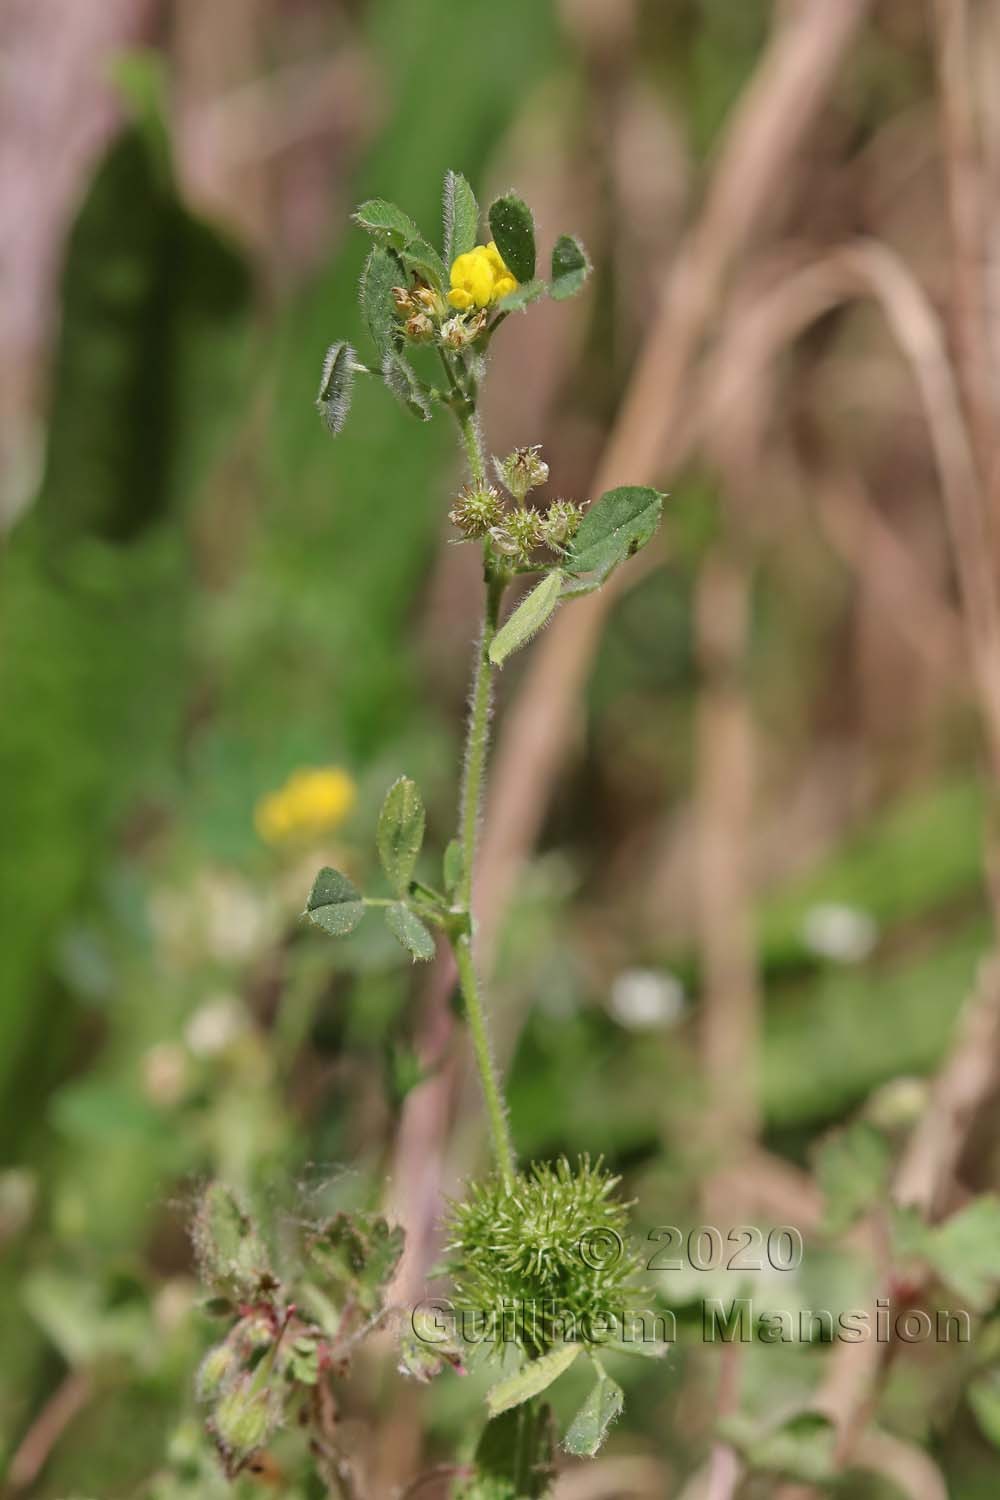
left=450, top=484, right=504, bottom=540
left=494, top=445, right=549, bottom=501
left=446, top=1156, right=641, bottom=1357
left=196, top=1341, right=238, bottom=1402
left=539, top=499, right=583, bottom=548
left=211, top=1377, right=282, bottom=1467
left=490, top=508, right=545, bottom=562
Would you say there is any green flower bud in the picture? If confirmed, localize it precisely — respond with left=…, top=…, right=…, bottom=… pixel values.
left=211, top=1377, right=281, bottom=1467
left=196, top=1341, right=237, bottom=1402
left=494, top=445, right=549, bottom=501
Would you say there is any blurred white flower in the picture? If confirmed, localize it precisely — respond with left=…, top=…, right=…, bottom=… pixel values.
left=802, top=903, right=877, bottom=963
left=201, top=872, right=270, bottom=962
left=185, top=996, right=245, bottom=1058
left=141, top=1042, right=189, bottom=1107
left=609, top=968, right=686, bottom=1029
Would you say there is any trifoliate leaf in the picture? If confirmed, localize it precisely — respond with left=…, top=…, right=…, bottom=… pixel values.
left=489, top=570, right=564, bottom=666
left=359, top=245, right=400, bottom=358
left=563, top=1366, right=624, bottom=1457
left=486, top=1344, right=580, bottom=1416
left=381, top=350, right=432, bottom=421
left=567, top=486, right=663, bottom=581
left=316, top=341, right=356, bottom=436
left=488, top=193, right=536, bottom=284
left=377, top=776, right=425, bottom=892
left=399, top=236, right=447, bottom=292
left=497, top=279, right=546, bottom=314
left=305, top=867, right=365, bottom=937
left=443, top=170, right=479, bottom=263
left=550, top=234, right=591, bottom=300
left=352, top=198, right=422, bottom=251
left=385, top=903, right=435, bottom=962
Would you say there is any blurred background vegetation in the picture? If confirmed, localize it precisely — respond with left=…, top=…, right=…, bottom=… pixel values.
left=4, top=0, right=1000, bottom=1495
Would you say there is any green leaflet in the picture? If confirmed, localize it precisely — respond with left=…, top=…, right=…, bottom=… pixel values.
left=489, top=571, right=564, bottom=666
left=381, top=351, right=432, bottom=421
left=316, top=342, right=356, bottom=436
left=376, top=776, right=426, bottom=892
left=359, top=246, right=401, bottom=358
left=488, top=193, right=536, bottom=284
left=486, top=1343, right=580, bottom=1416
left=305, top=867, right=366, bottom=937
left=497, top=279, right=546, bottom=314
left=567, top=486, right=664, bottom=582
left=352, top=198, right=422, bottom=251
left=385, top=902, right=436, bottom=961
left=924, top=1195, right=1000, bottom=1311
left=399, top=236, right=448, bottom=292
left=814, top=1121, right=891, bottom=1237
left=443, top=170, right=479, bottom=262
left=550, top=234, right=591, bottom=300
left=563, top=1366, right=624, bottom=1457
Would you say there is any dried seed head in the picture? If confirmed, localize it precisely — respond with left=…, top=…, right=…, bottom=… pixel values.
left=441, top=310, right=487, bottom=350
left=494, top=445, right=549, bottom=501
left=392, top=286, right=416, bottom=315
left=404, top=312, right=434, bottom=343
left=412, top=284, right=441, bottom=313
left=449, top=483, right=504, bottom=539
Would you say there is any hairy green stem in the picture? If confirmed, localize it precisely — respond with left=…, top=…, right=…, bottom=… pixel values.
left=454, top=936, right=515, bottom=1186
left=460, top=409, right=486, bottom=486
left=451, top=404, right=516, bottom=1184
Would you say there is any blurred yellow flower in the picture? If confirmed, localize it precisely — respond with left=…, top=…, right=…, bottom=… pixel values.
left=448, top=241, right=518, bottom=311
left=254, top=767, right=357, bottom=846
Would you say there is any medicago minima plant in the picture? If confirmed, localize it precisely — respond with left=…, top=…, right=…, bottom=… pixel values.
left=193, top=173, right=663, bottom=1493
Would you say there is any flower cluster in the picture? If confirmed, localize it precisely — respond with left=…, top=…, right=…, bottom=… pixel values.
left=254, top=766, right=356, bottom=846
left=446, top=1157, right=642, bottom=1358
left=448, top=446, right=583, bottom=566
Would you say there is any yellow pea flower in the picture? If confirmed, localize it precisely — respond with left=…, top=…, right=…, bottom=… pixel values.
left=254, top=766, right=357, bottom=846
left=448, top=241, right=518, bottom=311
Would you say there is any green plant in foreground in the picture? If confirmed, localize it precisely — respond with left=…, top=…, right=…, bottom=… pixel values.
left=196, top=173, right=663, bottom=1492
